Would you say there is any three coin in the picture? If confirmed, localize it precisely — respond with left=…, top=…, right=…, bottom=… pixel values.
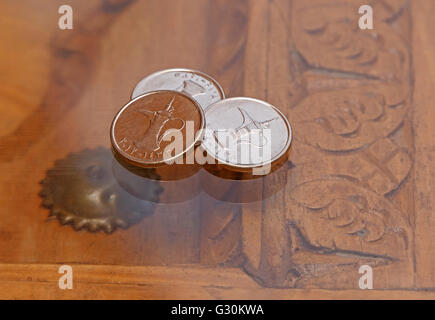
left=110, top=68, right=293, bottom=177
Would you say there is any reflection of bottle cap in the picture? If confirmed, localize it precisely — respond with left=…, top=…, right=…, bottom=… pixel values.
left=201, top=97, right=292, bottom=176
left=131, top=68, right=225, bottom=110
left=110, top=90, right=205, bottom=170
left=39, top=147, right=161, bottom=233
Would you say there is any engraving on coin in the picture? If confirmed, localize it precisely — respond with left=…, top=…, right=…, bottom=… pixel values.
left=201, top=97, right=292, bottom=171
left=131, top=69, right=225, bottom=110
left=214, top=107, right=278, bottom=149
left=111, top=90, right=204, bottom=167
left=133, top=96, right=185, bottom=151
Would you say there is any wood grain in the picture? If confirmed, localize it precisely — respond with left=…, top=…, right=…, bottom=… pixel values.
left=1, top=263, right=435, bottom=300
left=0, top=0, right=434, bottom=299
left=412, top=0, right=435, bottom=288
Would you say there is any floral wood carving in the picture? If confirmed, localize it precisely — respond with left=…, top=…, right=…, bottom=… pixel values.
left=222, top=0, right=415, bottom=288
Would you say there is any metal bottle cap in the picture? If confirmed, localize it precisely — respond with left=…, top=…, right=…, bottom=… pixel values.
left=201, top=97, right=292, bottom=174
left=111, top=90, right=205, bottom=168
left=131, top=68, right=225, bottom=110
left=39, top=147, right=161, bottom=233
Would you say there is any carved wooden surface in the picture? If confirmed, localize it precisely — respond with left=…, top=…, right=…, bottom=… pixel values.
left=0, top=0, right=434, bottom=298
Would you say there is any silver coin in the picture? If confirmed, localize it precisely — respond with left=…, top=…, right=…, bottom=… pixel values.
left=131, top=68, right=225, bottom=110
left=201, top=97, right=292, bottom=171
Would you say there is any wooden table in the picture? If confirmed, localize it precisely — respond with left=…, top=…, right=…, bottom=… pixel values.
left=0, top=0, right=434, bottom=299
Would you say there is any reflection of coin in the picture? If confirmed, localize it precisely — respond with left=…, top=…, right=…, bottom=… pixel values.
left=201, top=97, right=292, bottom=173
left=131, top=68, right=225, bottom=110
left=112, top=152, right=202, bottom=203
left=111, top=90, right=205, bottom=167
left=39, top=147, right=161, bottom=233
left=201, top=161, right=291, bottom=203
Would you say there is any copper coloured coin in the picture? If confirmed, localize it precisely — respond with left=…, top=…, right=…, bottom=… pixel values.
left=111, top=90, right=204, bottom=167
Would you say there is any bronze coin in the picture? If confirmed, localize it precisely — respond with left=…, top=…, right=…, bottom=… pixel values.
left=111, top=90, right=204, bottom=167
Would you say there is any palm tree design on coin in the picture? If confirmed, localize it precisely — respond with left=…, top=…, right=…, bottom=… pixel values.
left=134, top=96, right=185, bottom=151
